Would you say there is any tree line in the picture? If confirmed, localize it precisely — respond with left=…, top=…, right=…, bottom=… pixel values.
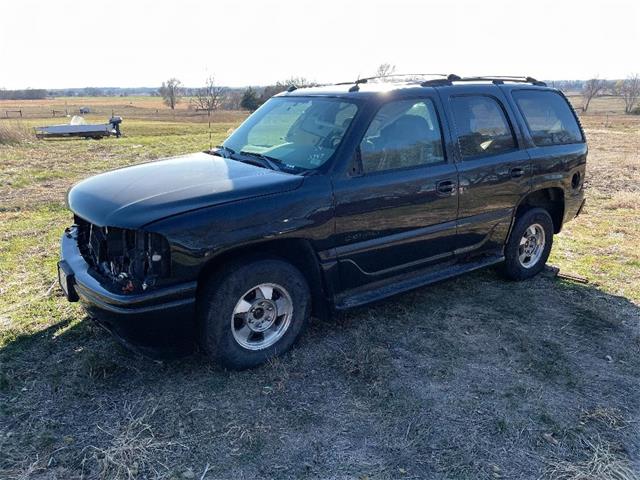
left=2, top=67, right=639, bottom=115
left=157, top=70, right=640, bottom=115
left=0, top=89, right=48, bottom=100
left=157, top=76, right=319, bottom=113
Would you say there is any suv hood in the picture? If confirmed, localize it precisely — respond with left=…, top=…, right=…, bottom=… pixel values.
left=67, top=152, right=304, bottom=228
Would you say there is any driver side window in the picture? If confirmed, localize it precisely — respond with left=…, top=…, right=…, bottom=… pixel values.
left=360, top=98, right=445, bottom=174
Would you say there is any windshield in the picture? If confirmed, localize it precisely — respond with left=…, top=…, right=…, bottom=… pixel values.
left=223, top=97, right=358, bottom=171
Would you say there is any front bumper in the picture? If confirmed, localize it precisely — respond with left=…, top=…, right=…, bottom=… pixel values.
left=59, top=227, right=198, bottom=354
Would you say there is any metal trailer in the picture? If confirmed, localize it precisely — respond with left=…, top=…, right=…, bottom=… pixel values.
left=35, top=116, right=122, bottom=139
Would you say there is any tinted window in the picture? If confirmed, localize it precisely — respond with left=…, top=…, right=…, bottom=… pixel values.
left=360, top=99, right=444, bottom=173
left=450, top=96, right=516, bottom=159
left=513, top=90, right=583, bottom=146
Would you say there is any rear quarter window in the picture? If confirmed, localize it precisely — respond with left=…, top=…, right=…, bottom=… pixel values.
left=512, top=90, right=584, bottom=146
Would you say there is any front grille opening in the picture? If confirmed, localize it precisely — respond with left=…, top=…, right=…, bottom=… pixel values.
left=74, top=215, right=170, bottom=293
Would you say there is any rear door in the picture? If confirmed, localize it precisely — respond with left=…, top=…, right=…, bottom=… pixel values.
left=508, top=88, right=587, bottom=218
left=331, top=95, right=459, bottom=291
left=438, top=85, right=531, bottom=255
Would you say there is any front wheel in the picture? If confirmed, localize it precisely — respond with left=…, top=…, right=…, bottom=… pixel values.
left=502, top=208, right=554, bottom=281
left=198, top=258, right=311, bottom=370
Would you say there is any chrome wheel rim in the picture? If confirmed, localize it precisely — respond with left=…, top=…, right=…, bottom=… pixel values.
left=231, top=283, right=293, bottom=350
left=518, top=223, right=546, bottom=269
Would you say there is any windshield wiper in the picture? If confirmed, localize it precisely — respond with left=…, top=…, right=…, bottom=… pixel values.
left=212, top=145, right=236, bottom=158
left=238, top=151, right=283, bottom=171
left=214, top=146, right=299, bottom=173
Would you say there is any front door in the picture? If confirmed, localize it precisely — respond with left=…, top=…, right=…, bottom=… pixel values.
left=331, top=96, right=459, bottom=291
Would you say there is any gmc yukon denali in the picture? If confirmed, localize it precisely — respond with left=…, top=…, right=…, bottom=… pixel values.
left=58, top=75, right=587, bottom=369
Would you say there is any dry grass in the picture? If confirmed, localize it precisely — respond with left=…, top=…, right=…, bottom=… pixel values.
left=581, top=407, right=627, bottom=430
left=565, top=95, right=629, bottom=115
left=546, top=437, right=639, bottom=480
left=0, top=97, right=639, bottom=479
left=605, top=191, right=640, bottom=210
left=0, top=97, right=247, bottom=123
left=87, top=404, right=177, bottom=480
left=548, top=114, right=640, bottom=300
left=0, top=122, right=33, bottom=145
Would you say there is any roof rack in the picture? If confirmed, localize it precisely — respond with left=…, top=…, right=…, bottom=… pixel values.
left=336, top=73, right=450, bottom=92
left=421, top=75, right=546, bottom=87
left=333, top=74, right=547, bottom=92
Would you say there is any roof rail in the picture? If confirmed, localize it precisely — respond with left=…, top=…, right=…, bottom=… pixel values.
left=336, top=73, right=449, bottom=85
left=336, top=73, right=452, bottom=91
left=334, top=74, right=546, bottom=91
left=421, top=74, right=462, bottom=86
left=427, top=75, right=546, bottom=87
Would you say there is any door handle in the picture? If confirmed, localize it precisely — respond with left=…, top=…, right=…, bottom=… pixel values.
left=510, top=167, right=525, bottom=178
left=436, top=179, right=456, bottom=195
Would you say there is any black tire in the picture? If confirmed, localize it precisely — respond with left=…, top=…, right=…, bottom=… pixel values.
left=502, top=208, right=554, bottom=281
left=198, top=258, right=311, bottom=370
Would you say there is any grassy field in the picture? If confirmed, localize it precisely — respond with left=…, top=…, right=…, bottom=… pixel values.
left=0, top=96, right=243, bottom=123
left=0, top=97, right=639, bottom=479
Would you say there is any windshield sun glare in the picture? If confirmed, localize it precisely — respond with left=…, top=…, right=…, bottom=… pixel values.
left=223, top=97, right=358, bottom=172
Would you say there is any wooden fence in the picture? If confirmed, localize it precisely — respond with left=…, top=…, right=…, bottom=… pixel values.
left=4, top=109, right=22, bottom=118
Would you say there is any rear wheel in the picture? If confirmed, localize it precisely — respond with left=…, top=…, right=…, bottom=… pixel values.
left=198, top=258, right=311, bottom=369
left=502, top=208, right=554, bottom=280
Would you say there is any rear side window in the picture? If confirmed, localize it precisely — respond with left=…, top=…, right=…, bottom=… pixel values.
left=360, top=98, right=445, bottom=173
left=513, top=90, right=583, bottom=146
left=450, top=96, right=516, bottom=160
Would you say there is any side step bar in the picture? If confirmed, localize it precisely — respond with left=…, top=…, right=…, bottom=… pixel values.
left=334, top=254, right=504, bottom=310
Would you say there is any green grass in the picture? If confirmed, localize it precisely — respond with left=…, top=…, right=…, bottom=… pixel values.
left=0, top=119, right=237, bottom=216
left=550, top=205, right=640, bottom=300
left=0, top=205, right=79, bottom=347
left=0, top=119, right=238, bottom=349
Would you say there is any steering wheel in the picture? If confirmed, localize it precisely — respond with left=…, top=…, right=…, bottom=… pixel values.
left=320, top=128, right=344, bottom=149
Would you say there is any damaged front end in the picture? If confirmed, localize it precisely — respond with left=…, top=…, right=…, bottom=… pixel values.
left=73, top=215, right=171, bottom=294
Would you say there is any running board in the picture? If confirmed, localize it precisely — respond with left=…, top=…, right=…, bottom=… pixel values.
left=334, top=254, right=504, bottom=310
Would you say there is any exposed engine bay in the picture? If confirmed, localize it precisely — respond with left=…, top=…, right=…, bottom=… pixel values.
left=74, top=216, right=170, bottom=294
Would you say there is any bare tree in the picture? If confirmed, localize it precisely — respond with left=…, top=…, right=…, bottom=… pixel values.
left=279, top=77, right=317, bottom=89
left=616, top=74, right=640, bottom=114
left=192, top=76, right=226, bottom=113
left=582, top=77, right=605, bottom=112
left=224, top=90, right=243, bottom=110
left=256, top=78, right=318, bottom=107
left=375, top=63, right=396, bottom=79
left=159, top=78, right=183, bottom=110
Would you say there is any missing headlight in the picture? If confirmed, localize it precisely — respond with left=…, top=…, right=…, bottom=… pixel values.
left=75, top=216, right=170, bottom=293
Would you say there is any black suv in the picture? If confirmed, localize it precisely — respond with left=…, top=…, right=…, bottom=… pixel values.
left=58, top=75, right=587, bottom=369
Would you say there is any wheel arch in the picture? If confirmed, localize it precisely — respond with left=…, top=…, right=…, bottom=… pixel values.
left=515, top=187, right=565, bottom=234
left=196, top=238, right=330, bottom=320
